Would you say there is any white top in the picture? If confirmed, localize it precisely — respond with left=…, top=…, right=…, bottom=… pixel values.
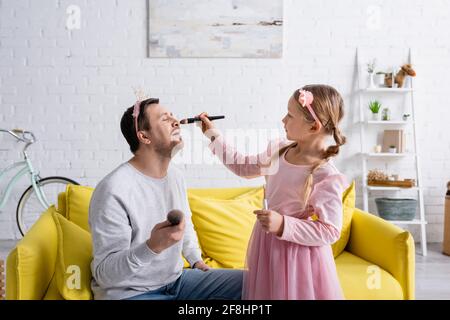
left=89, top=162, right=202, bottom=300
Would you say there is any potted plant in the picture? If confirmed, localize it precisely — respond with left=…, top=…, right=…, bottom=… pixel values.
left=368, top=100, right=382, bottom=120
left=402, top=114, right=411, bottom=121
left=388, top=145, right=397, bottom=153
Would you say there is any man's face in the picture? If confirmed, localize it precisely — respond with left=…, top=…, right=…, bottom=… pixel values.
left=144, top=103, right=183, bottom=156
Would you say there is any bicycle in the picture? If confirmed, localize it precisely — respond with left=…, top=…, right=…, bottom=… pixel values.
left=0, top=128, right=79, bottom=236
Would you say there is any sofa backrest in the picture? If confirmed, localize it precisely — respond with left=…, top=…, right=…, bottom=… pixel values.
left=60, top=182, right=355, bottom=263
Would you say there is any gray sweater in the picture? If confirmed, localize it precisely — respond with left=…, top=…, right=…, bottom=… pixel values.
left=89, top=162, right=202, bottom=300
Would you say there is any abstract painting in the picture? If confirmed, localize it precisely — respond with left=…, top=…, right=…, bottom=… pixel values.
left=148, top=0, right=283, bottom=58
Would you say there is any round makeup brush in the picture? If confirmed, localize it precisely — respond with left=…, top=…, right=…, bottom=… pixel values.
left=167, top=209, right=184, bottom=226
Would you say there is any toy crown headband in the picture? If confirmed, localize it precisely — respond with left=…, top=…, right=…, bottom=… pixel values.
left=132, top=87, right=151, bottom=137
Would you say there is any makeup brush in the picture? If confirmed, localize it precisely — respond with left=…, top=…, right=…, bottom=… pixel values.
left=263, top=185, right=268, bottom=210
left=180, top=115, right=225, bottom=124
left=263, top=185, right=269, bottom=234
left=167, top=209, right=184, bottom=226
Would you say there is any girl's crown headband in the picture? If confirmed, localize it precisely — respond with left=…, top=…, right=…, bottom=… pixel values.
left=298, top=89, right=321, bottom=126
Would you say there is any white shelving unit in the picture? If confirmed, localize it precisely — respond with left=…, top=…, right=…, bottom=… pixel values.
left=356, top=48, right=427, bottom=256
left=366, top=121, right=409, bottom=125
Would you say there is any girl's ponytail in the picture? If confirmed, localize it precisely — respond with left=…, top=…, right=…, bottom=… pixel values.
left=302, top=126, right=346, bottom=208
left=324, top=127, right=347, bottom=159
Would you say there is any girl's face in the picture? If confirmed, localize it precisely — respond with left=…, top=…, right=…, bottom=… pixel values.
left=282, top=96, right=317, bottom=141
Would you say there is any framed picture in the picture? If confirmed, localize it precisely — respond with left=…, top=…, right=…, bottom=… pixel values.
left=148, top=0, right=283, bottom=58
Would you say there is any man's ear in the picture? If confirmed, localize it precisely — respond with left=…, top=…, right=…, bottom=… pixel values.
left=137, top=131, right=152, bottom=145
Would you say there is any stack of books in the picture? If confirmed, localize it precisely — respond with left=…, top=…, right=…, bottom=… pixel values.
left=382, top=130, right=405, bottom=153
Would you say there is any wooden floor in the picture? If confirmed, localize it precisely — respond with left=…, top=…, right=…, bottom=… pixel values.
left=1, top=240, right=449, bottom=300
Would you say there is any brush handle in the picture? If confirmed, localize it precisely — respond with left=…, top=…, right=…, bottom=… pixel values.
left=263, top=186, right=269, bottom=234
left=181, top=115, right=225, bottom=124
left=263, top=185, right=268, bottom=210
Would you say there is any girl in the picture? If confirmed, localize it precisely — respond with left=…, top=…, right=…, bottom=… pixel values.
left=197, top=84, right=349, bottom=300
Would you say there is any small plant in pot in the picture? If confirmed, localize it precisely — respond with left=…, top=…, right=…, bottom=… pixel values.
left=368, top=100, right=382, bottom=121
left=382, top=107, right=390, bottom=121
left=388, top=145, right=397, bottom=153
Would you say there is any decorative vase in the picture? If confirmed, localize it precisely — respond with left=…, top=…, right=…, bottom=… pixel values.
left=375, top=74, right=385, bottom=87
left=368, top=73, right=375, bottom=88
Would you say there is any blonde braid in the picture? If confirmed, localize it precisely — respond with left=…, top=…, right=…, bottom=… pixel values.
left=302, top=159, right=327, bottom=209
left=302, top=126, right=346, bottom=208
left=325, top=127, right=346, bottom=158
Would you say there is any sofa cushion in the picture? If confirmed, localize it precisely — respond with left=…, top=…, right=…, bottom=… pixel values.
left=187, top=187, right=262, bottom=269
left=331, top=181, right=355, bottom=258
left=336, top=251, right=403, bottom=300
left=188, top=186, right=264, bottom=200
left=6, top=206, right=59, bottom=300
left=42, top=275, right=64, bottom=300
left=65, top=184, right=94, bottom=232
left=52, top=211, right=93, bottom=300
left=57, top=192, right=67, bottom=217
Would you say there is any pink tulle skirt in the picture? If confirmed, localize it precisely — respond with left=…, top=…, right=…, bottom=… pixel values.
left=242, top=222, right=344, bottom=300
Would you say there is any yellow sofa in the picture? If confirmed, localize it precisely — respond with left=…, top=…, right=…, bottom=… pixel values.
left=6, top=185, right=415, bottom=300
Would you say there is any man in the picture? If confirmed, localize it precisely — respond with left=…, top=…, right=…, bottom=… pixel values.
left=89, top=97, right=242, bottom=300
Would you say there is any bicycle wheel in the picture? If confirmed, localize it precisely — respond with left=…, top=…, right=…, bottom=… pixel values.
left=16, top=176, right=79, bottom=236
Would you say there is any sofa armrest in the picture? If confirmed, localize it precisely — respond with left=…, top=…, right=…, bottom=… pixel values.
left=346, top=208, right=415, bottom=300
left=6, top=206, right=59, bottom=300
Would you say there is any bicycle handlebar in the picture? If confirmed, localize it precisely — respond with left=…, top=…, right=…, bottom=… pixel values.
left=0, top=128, right=36, bottom=144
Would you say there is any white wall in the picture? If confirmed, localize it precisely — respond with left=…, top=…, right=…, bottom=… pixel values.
left=1, top=0, right=449, bottom=241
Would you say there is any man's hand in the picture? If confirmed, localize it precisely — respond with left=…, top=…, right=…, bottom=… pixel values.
left=193, top=260, right=210, bottom=272
left=253, top=209, right=284, bottom=236
left=146, top=219, right=186, bottom=254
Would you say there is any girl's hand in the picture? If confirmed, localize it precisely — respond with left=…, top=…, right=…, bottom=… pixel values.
left=253, top=209, right=284, bottom=236
left=304, top=204, right=315, bottom=217
left=197, top=112, right=221, bottom=142
left=197, top=112, right=215, bottom=134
